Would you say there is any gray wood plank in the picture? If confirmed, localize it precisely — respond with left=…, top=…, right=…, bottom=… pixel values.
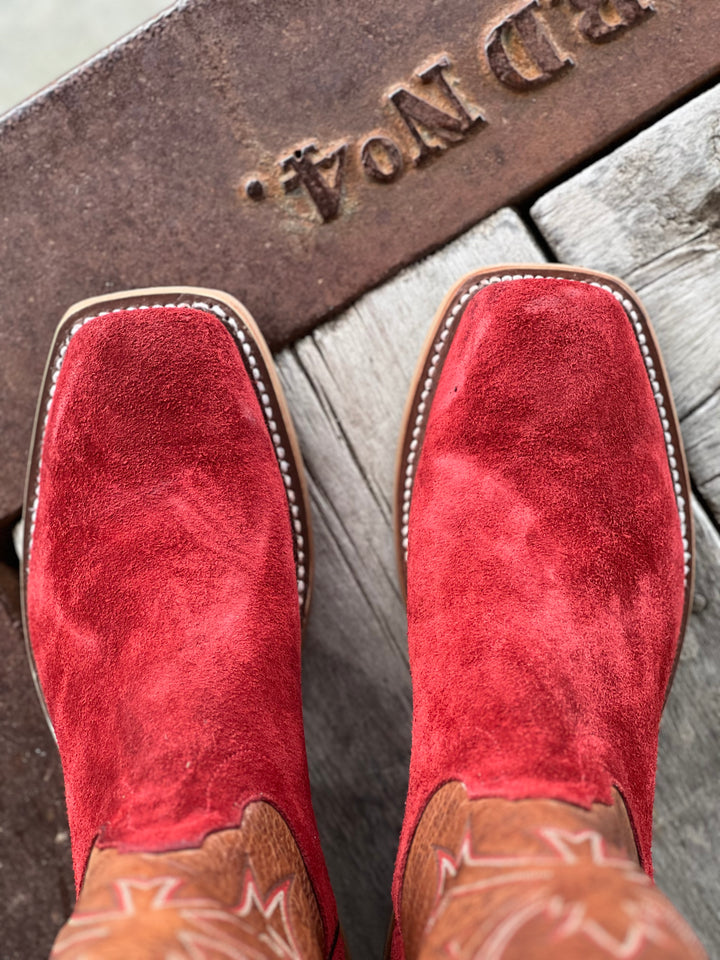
left=279, top=193, right=720, bottom=957
left=276, top=208, right=546, bottom=960
left=530, top=85, right=720, bottom=958
left=530, top=82, right=720, bottom=525
left=684, top=392, right=720, bottom=523
left=15, top=184, right=717, bottom=958
left=655, top=501, right=720, bottom=956
left=0, top=577, right=73, bottom=960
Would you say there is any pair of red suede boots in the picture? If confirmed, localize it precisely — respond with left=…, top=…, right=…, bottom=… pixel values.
left=21, top=266, right=692, bottom=960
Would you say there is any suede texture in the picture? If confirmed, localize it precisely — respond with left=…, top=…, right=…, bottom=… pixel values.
left=392, top=279, right=685, bottom=953
left=27, top=308, right=340, bottom=956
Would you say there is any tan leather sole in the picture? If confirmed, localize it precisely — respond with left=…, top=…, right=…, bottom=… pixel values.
left=20, top=287, right=313, bottom=738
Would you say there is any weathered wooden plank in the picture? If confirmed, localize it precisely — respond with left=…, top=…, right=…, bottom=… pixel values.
left=0, top=571, right=72, bottom=960
left=3, top=207, right=542, bottom=958
left=684, top=392, right=720, bottom=522
left=530, top=82, right=720, bottom=525
left=276, top=208, right=546, bottom=960
left=13, top=187, right=719, bottom=959
left=5, top=208, right=542, bottom=957
left=655, top=501, right=720, bottom=954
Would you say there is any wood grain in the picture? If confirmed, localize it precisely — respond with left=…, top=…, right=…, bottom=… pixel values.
left=277, top=191, right=720, bottom=956
left=655, top=502, right=720, bottom=956
left=275, top=209, right=545, bottom=960
left=9, top=152, right=719, bottom=957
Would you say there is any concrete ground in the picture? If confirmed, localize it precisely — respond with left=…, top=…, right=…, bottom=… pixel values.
left=0, top=0, right=170, bottom=118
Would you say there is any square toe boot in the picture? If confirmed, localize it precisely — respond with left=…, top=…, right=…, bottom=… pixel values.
left=21, top=288, right=342, bottom=959
left=390, top=267, right=693, bottom=959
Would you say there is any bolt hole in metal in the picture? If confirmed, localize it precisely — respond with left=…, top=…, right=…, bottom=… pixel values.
left=245, top=178, right=265, bottom=201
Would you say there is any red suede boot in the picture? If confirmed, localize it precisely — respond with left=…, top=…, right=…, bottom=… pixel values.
left=21, top=287, right=343, bottom=959
left=390, top=266, right=693, bottom=959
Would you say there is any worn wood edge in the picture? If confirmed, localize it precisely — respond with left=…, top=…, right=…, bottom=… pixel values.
left=273, top=208, right=547, bottom=960
left=8, top=200, right=718, bottom=956
left=654, top=497, right=720, bottom=954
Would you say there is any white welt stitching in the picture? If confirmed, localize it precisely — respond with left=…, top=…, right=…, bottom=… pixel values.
left=28, top=302, right=307, bottom=605
left=401, top=273, right=690, bottom=584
